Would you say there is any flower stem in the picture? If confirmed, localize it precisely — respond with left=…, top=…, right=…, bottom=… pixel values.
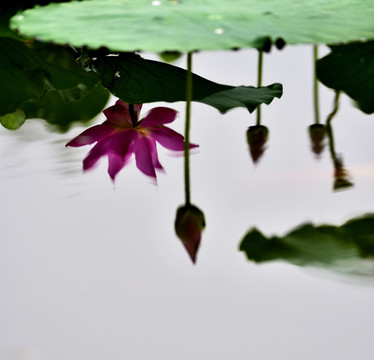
left=313, top=45, right=320, bottom=124
left=184, top=52, right=193, bottom=206
left=129, top=104, right=137, bottom=127
left=256, top=50, right=263, bottom=126
left=326, top=91, right=341, bottom=166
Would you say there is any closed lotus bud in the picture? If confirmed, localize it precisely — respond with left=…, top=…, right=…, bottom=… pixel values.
left=308, top=124, right=326, bottom=157
left=175, top=204, right=206, bottom=264
left=246, top=125, right=269, bottom=164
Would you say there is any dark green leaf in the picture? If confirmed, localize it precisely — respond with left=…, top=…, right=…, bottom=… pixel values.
left=317, top=41, right=374, bottom=114
left=0, top=37, right=47, bottom=116
left=201, top=85, right=282, bottom=113
left=0, top=38, right=109, bottom=130
left=239, top=214, right=374, bottom=276
left=22, top=83, right=110, bottom=132
left=93, top=55, right=282, bottom=113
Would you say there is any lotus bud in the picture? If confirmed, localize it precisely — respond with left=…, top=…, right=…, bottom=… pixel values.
left=308, top=124, right=326, bottom=157
left=246, top=125, right=269, bottom=164
left=175, top=204, right=206, bottom=264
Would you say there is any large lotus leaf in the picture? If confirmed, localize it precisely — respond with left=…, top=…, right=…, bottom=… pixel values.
left=317, top=41, right=374, bottom=114
left=0, top=1, right=72, bottom=38
left=93, top=54, right=282, bottom=113
left=239, top=214, right=374, bottom=276
left=10, top=0, right=374, bottom=52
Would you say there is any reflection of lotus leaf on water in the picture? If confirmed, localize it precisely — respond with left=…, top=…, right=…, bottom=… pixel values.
left=240, top=214, right=374, bottom=277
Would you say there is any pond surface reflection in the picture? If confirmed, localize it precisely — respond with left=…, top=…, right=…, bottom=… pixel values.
left=1, top=46, right=374, bottom=360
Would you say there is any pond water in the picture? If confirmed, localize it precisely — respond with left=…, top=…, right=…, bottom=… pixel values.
left=1, top=45, right=374, bottom=360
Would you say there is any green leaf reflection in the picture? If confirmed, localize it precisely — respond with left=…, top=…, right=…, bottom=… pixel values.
left=317, top=40, right=374, bottom=114
left=0, top=38, right=110, bottom=131
left=240, top=214, right=374, bottom=276
left=93, top=54, right=282, bottom=113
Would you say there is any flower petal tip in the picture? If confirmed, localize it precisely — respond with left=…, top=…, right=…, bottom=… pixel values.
left=109, top=172, right=117, bottom=182
left=144, top=174, right=158, bottom=186
left=65, top=139, right=74, bottom=147
left=188, top=250, right=197, bottom=264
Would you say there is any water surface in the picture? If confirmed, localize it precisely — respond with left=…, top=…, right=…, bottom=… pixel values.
left=1, top=45, right=374, bottom=360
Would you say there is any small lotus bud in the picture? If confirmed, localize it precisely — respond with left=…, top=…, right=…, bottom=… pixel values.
left=308, top=124, right=326, bottom=157
left=175, top=204, right=206, bottom=264
left=246, top=125, right=269, bottom=164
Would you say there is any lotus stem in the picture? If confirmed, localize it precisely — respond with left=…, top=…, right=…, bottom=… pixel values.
left=184, top=52, right=193, bottom=206
left=256, top=50, right=263, bottom=126
left=313, top=45, right=320, bottom=124
left=129, top=104, right=136, bottom=127
left=326, top=91, right=341, bottom=165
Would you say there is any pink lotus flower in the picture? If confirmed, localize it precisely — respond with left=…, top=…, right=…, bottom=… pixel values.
left=66, top=99, right=197, bottom=181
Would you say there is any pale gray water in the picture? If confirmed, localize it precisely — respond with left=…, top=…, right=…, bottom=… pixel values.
left=1, top=46, right=374, bottom=360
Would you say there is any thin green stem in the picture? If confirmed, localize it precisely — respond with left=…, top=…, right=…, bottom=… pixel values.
left=313, top=45, right=320, bottom=124
left=326, top=91, right=341, bottom=165
left=184, top=52, right=193, bottom=206
left=256, top=50, right=263, bottom=126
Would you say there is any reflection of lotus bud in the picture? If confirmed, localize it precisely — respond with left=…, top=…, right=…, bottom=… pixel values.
left=159, top=51, right=182, bottom=63
left=333, top=156, right=354, bottom=191
left=246, top=125, right=269, bottom=164
left=308, top=124, right=326, bottom=157
left=175, top=204, right=206, bottom=264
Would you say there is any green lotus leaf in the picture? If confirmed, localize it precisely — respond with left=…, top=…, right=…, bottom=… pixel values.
left=92, top=54, right=282, bottom=113
left=317, top=41, right=374, bottom=114
left=10, top=0, right=374, bottom=53
left=239, top=214, right=374, bottom=276
left=0, top=37, right=109, bottom=130
left=22, top=83, right=110, bottom=132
